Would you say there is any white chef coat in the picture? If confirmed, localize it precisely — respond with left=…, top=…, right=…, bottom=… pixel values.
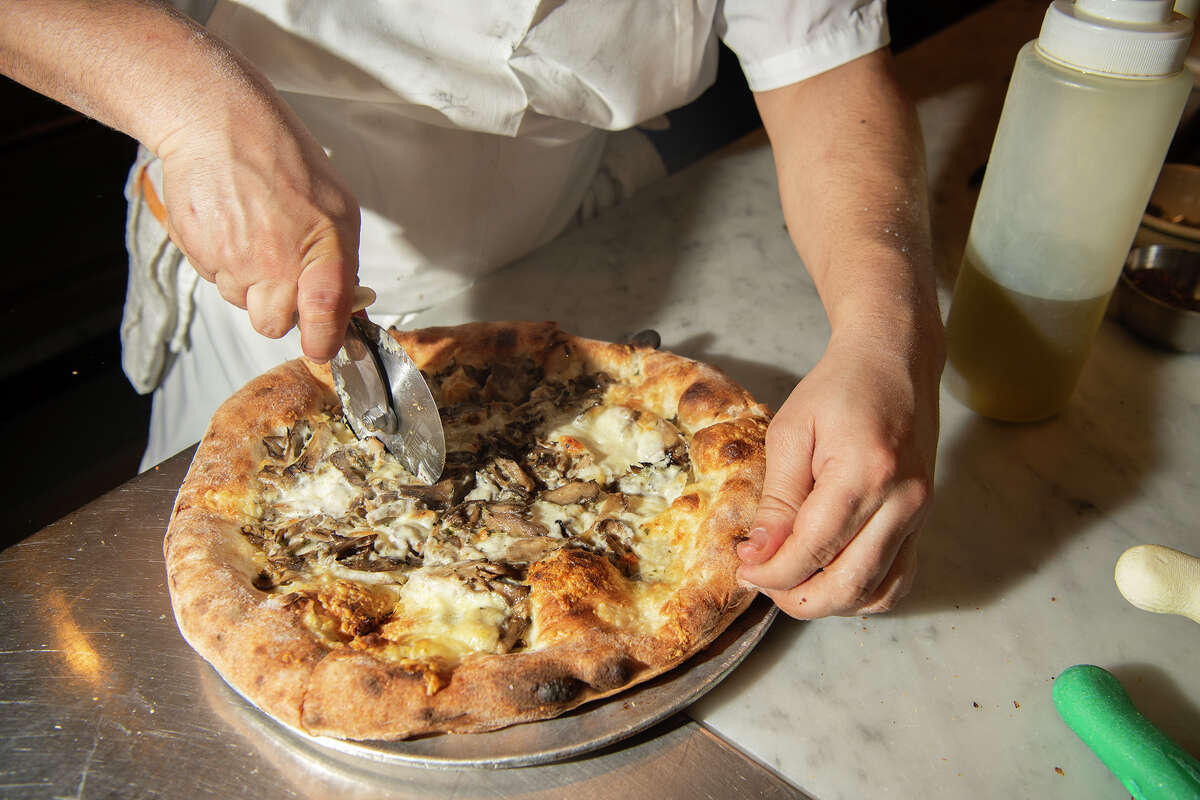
left=125, top=0, right=890, bottom=470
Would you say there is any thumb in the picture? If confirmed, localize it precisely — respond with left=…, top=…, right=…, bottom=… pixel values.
left=737, top=418, right=815, bottom=566
left=296, top=234, right=357, bottom=362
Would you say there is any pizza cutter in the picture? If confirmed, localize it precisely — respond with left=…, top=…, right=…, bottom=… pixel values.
left=329, top=287, right=445, bottom=485
left=1049, top=546, right=1200, bottom=798
left=1053, top=664, right=1200, bottom=800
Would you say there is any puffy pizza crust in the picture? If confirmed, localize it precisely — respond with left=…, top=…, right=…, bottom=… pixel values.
left=165, top=321, right=769, bottom=740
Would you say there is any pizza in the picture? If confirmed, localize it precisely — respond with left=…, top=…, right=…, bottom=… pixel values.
left=164, top=321, right=769, bottom=741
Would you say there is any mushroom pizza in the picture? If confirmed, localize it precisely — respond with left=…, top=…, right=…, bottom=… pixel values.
left=164, top=321, right=768, bottom=740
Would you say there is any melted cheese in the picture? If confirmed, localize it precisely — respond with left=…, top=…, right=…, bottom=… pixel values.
left=546, top=405, right=684, bottom=490
left=388, top=573, right=511, bottom=657
left=373, top=518, right=433, bottom=559
left=281, top=462, right=359, bottom=516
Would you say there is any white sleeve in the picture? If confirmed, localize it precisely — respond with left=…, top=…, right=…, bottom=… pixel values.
left=717, top=0, right=891, bottom=92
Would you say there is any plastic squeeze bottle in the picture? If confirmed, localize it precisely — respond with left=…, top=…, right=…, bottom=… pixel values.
left=944, top=0, right=1193, bottom=422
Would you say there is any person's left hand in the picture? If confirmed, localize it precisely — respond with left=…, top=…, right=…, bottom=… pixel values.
left=735, top=325, right=943, bottom=618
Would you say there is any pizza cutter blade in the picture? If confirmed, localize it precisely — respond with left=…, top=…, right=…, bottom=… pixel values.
left=329, top=294, right=445, bottom=485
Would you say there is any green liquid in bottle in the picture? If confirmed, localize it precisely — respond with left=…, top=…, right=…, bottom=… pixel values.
left=945, top=256, right=1112, bottom=422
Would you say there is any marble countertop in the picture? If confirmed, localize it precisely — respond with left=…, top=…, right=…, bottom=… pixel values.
left=408, top=2, right=1200, bottom=797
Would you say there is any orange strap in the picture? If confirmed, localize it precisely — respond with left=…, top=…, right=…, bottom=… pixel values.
left=138, top=164, right=169, bottom=226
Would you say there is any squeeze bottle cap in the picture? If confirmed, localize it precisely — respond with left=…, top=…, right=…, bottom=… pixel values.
left=1038, top=0, right=1193, bottom=76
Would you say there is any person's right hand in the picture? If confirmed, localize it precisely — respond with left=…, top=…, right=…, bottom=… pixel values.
left=0, top=1, right=361, bottom=360
left=155, top=98, right=361, bottom=362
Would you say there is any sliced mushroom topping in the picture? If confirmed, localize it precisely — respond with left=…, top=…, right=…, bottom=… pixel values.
left=592, top=517, right=635, bottom=540
left=393, top=479, right=458, bottom=509
left=256, top=465, right=293, bottom=495
left=540, top=480, right=601, bottom=506
left=365, top=498, right=417, bottom=526
left=337, top=552, right=411, bottom=572
left=263, top=552, right=311, bottom=584
left=665, top=441, right=690, bottom=468
left=440, top=401, right=488, bottom=426
left=435, top=366, right=481, bottom=406
left=439, top=560, right=503, bottom=579
left=286, top=420, right=312, bottom=463
left=483, top=360, right=541, bottom=403
left=492, top=455, right=540, bottom=494
left=442, top=499, right=485, bottom=531
left=285, top=424, right=333, bottom=475
left=328, top=448, right=369, bottom=487
left=587, top=518, right=639, bottom=577
left=598, top=492, right=630, bottom=515
left=512, top=385, right=565, bottom=424
left=439, top=448, right=485, bottom=483
left=426, top=561, right=531, bottom=611
left=277, top=514, right=339, bottom=544
left=489, top=579, right=531, bottom=607
left=497, top=611, right=530, bottom=653
left=482, top=507, right=549, bottom=539
left=330, top=533, right=376, bottom=558
left=262, top=435, right=288, bottom=461
left=501, top=536, right=561, bottom=564
left=274, top=591, right=306, bottom=608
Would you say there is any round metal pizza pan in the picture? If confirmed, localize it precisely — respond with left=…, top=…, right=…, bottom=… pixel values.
left=218, top=595, right=776, bottom=770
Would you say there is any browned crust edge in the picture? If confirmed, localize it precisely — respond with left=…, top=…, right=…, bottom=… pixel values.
left=164, top=321, right=768, bottom=740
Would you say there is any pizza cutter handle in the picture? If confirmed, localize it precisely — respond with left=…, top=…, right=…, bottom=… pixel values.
left=1115, top=544, right=1200, bottom=625
left=1053, top=664, right=1200, bottom=800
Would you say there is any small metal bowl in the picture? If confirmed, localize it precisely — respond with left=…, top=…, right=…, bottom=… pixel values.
left=1112, top=245, right=1200, bottom=353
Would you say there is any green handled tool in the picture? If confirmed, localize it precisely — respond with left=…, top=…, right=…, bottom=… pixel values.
left=1053, top=664, right=1200, bottom=800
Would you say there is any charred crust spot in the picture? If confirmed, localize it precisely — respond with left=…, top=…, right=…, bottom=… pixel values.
left=361, top=673, right=385, bottom=698
left=535, top=677, right=582, bottom=704
left=720, top=477, right=757, bottom=501
left=591, top=657, right=637, bottom=690
left=719, top=439, right=752, bottom=464
left=495, top=327, right=518, bottom=352
left=679, top=379, right=721, bottom=412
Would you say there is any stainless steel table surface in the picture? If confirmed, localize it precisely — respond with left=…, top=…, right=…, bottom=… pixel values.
left=0, top=449, right=803, bottom=799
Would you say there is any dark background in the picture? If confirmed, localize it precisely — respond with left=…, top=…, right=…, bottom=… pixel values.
left=0, top=2, right=993, bottom=548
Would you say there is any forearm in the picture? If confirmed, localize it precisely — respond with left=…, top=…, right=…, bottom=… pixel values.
left=0, top=0, right=280, bottom=154
left=754, top=48, right=943, bottom=366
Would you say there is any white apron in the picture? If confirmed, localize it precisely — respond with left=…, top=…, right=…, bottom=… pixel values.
left=124, top=0, right=889, bottom=469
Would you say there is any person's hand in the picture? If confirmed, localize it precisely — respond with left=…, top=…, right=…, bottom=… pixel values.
left=736, top=325, right=942, bottom=618
left=155, top=87, right=360, bottom=362
left=0, top=1, right=360, bottom=359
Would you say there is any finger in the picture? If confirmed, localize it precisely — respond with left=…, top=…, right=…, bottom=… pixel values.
left=856, top=534, right=919, bottom=615
left=214, top=270, right=248, bottom=310
left=246, top=280, right=300, bottom=339
left=296, top=250, right=355, bottom=362
left=738, top=470, right=876, bottom=591
left=738, top=414, right=816, bottom=566
left=764, top=491, right=926, bottom=618
left=761, top=507, right=910, bottom=619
